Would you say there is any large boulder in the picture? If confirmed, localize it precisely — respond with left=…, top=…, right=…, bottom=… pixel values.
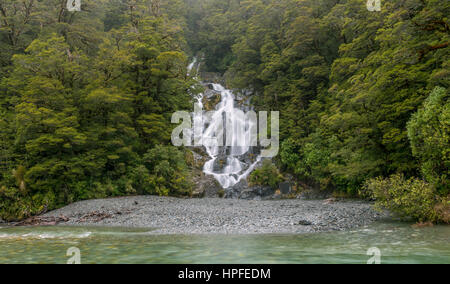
left=225, top=179, right=247, bottom=199
left=192, top=174, right=223, bottom=198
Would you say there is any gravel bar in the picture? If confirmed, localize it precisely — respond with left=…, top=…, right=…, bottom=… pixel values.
left=44, top=196, right=384, bottom=234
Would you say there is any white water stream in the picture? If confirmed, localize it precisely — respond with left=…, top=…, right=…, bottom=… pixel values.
left=188, top=59, right=261, bottom=189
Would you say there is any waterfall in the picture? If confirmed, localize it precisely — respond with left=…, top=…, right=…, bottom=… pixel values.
left=187, top=58, right=261, bottom=189
left=199, top=84, right=261, bottom=189
left=187, top=57, right=197, bottom=76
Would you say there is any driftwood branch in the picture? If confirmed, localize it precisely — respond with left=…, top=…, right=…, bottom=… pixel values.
left=13, top=216, right=70, bottom=226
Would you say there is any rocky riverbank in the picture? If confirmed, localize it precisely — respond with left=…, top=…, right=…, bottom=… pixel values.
left=42, top=196, right=386, bottom=234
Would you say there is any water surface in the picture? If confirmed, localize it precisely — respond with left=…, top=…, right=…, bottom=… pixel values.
left=0, top=221, right=448, bottom=264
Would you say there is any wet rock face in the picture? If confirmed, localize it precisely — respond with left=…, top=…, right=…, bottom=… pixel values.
left=203, top=176, right=224, bottom=198
left=192, top=174, right=223, bottom=198
left=222, top=179, right=293, bottom=200
left=202, top=88, right=221, bottom=111
left=190, top=149, right=208, bottom=170
left=225, top=179, right=247, bottom=199
left=211, top=157, right=228, bottom=172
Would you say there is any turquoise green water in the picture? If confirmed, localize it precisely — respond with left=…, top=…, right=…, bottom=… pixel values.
left=0, top=221, right=448, bottom=264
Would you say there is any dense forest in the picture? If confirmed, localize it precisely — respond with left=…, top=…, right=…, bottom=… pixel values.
left=0, top=0, right=448, bottom=223
left=0, top=0, right=197, bottom=220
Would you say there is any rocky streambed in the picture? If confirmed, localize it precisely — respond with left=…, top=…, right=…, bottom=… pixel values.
left=42, top=196, right=385, bottom=234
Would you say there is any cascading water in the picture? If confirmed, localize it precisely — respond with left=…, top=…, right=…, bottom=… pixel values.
left=188, top=58, right=261, bottom=189
left=187, top=57, right=197, bottom=77
left=201, top=83, right=261, bottom=189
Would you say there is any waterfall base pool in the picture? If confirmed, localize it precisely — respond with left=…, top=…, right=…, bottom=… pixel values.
left=0, top=221, right=448, bottom=264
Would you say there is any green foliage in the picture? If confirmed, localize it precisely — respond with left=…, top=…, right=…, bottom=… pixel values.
left=249, top=160, right=283, bottom=188
left=407, top=87, right=449, bottom=194
left=189, top=0, right=449, bottom=194
left=281, top=133, right=333, bottom=190
left=0, top=181, right=57, bottom=221
left=1, top=0, right=449, bottom=223
left=186, top=0, right=449, bottom=222
left=363, top=174, right=446, bottom=223
left=142, top=145, right=193, bottom=196
left=128, top=145, right=193, bottom=197
left=0, top=0, right=196, bottom=220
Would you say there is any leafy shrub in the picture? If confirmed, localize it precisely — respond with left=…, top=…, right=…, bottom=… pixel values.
left=281, top=135, right=359, bottom=194
left=141, top=145, right=193, bottom=196
left=129, top=165, right=153, bottom=195
left=249, top=160, right=283, bottom=188
left=0, top=186, right=30, bottom=221
left=0, top=185, right=56, bottom=221
left=407, top=87, right=449, bottom=194
left=280, top=136, right=330, bottom=185
left=363, top=174, right=448, bottom=223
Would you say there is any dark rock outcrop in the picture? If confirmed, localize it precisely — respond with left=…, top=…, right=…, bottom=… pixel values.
left=297, top=189, right=332, bottom=200
left=279, top=182, right=292, bottom=195
left=223, top=179, right=295, bottom=200
left=239, top=186, right=277, bottom=200
left=192, top=174, right=223, bottom=198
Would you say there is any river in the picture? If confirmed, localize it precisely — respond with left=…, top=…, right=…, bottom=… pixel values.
left=0, top=221, right=448, bottom=264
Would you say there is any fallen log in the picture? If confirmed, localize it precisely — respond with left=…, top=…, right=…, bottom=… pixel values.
left=13, top=215, right=70, bottom=227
